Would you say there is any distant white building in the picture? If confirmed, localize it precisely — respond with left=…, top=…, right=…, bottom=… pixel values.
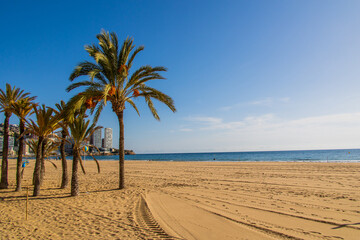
left=93, top=128, right=102, bottom=149
left=0, top=136, right=15, bottom=153
left=104, top=128, right=112, bottom=149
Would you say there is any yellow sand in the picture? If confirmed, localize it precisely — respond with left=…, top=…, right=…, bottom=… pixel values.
left=0, top=160, right=359, bottom=239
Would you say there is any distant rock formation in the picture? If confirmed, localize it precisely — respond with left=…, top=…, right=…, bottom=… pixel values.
left=125, top=150, right=135, bottom=155
left=109, top=149, right=136, bottom=155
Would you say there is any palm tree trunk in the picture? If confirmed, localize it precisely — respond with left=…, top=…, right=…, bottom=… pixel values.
left=40, top=140, right=46, bottom=185
left=117, top=111, right=125, bottom=189
left=0, top=112, right=11, bottom=189
left=60, top=129, right=68, bottom=189
left=33, top=136, right=43, bottom=196
left=71, top=149, right=80, bottom=196
left=15, top=119, right=25, bottom=192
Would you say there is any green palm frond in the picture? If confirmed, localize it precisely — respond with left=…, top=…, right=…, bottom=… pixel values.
left=137, top=85, right=176, bottom=113
left=144, top=95, right=160, bottom=120
left=93, top=100, right=105, bottom=124
left=66, top=80, right=104, bottom=92
left=127, top=46, right=144, bottom=70
left=126, top=98, right=140, bottom=116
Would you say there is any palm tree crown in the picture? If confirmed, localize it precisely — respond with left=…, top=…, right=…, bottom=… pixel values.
left=11, top=97, right=35, bottom=121
left=66, top=30, right=176, bottom=120
left=0, top=83, right=34, bottom=115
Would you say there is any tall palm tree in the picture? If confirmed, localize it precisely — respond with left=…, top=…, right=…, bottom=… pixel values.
left=54, top=100, right=70, bottom=189
left=24, top=104, right=61, bottom=196
left=11, top=97, right=36, bottom=191
left=67, top=30, right=176, bottom=189
left=68, top=116, right=101, bottom=196
left=0, top=83, right=34, bottom=189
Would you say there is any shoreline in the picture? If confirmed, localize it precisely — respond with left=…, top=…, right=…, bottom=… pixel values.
left=1, top=160, right=359, bottom=239
left=8, top=156, right=360, bottom=163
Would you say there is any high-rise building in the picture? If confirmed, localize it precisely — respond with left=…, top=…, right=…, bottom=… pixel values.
left=93, top=128, right=102, bottom=148
left=90, top=134, right=94, bottom=145
left=104, top=128, right=113, bottom=149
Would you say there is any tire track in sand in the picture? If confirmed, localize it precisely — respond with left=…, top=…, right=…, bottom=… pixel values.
left=133, top=194, right=180, bottom=239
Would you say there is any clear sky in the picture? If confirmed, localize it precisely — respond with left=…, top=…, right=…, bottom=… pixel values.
left=1, top=0, right=360, bottom=153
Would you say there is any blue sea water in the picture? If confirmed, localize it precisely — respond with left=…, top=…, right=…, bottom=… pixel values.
left=86, top=149, right=360, bottom=162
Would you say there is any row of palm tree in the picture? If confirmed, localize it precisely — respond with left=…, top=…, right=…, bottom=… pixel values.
left=0, top=92, right=99, bottom=196
left=0, top=30, right=176, bottom=197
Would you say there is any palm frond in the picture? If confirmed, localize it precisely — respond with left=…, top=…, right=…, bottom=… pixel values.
left=46, top=159, right=58, bottom=169
left=126, top=98, right=140, bottom=116
left=91, top=155, right=101, bottom=173
left=138, top=85, right=176, bottom=113
left=93, top=101, right=105, bottom=124
left=66, top=81, right=103, bottom=92
left=127, top=46, right=144, bottom=70
left=144, top=96, right=160, bottom=120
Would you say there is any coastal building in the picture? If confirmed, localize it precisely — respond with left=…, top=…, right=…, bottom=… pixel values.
left=104, top=128, right=112, bottom=149
left=90, top=134, right=94, bottom=145
left=93, top=128, right=102, bottom=149
left=0, top=136, right=15, bottom=154
left=64, top=137, right=74, bottom=155
left=0, top=123, right=19, bottom=154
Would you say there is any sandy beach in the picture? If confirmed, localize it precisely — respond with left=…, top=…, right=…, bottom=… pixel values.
left=0, top=159, right=359, bottom=239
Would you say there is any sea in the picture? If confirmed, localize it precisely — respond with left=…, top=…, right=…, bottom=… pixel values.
left=81, top=149, right=360, bottom=162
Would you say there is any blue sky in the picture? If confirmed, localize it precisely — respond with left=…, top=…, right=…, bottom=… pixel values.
left=1, top=1, right=360, bottom=153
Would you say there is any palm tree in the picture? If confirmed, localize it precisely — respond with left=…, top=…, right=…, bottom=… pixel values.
left=0, top=83, right=34, bottom=189
left=52, top=101, right=88, bottom=189
left=11, top=97, right=36, bottom=191
left=68, top=115, right=101, bottom=196
left=27, top=139, right=60, bottom=169
left=54, top=100, right=70, bottom=189
left=67, top=30, right=176, bottom=189
left=24, top=104, right=61, bottom=196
